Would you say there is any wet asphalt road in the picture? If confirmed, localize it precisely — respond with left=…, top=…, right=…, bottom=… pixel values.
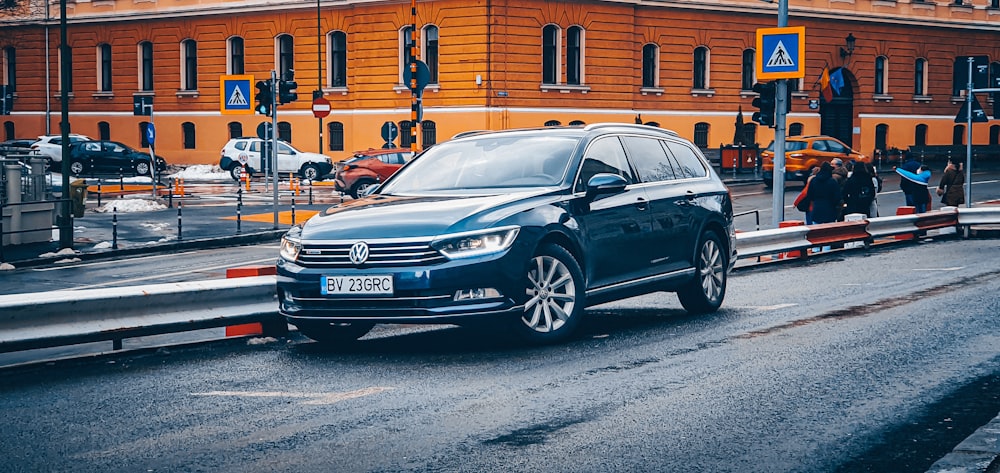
left=1, top=238, right=998, bottom=472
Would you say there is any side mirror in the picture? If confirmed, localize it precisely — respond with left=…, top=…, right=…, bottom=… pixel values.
left=585, top=173, right=628, bottom=199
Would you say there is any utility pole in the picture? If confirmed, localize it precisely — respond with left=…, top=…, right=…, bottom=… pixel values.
left=771, top=0, right=789, bottom=227
left=57, top=0, right=72, bottom=249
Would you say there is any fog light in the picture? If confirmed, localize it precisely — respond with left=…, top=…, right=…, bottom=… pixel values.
left=454, top=288, right=501, bottom=301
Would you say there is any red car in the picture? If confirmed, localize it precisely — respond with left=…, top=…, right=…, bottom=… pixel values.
left=334, top=148, right=414, bottom=198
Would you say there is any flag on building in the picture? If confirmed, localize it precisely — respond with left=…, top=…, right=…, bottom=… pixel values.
left=829, top=68, right=845, bottom=96
left=819, top=67, right=833, bottom=103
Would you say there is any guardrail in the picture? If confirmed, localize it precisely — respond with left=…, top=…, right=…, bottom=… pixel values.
left=0, top=206, right=997, bottom=357
left=0, top=275, right=284, bottom=354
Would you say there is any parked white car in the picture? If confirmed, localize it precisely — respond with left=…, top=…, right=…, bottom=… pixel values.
left=219, top=137, right=334, bottom=181
left=31, top=134, right=93, bottom=167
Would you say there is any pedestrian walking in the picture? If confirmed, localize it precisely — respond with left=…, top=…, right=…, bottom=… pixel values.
left=896, top=163, right=932, bottom=213
left=936, top=157, right=965, bottom=207
left=866, top=162, right=882, bottom=217
left=842, top=162, right=876, bottom=217
left=806, top=162, right=841, bottom=224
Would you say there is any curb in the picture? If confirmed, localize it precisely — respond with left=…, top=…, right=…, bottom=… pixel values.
left=927, top=411, right=1000, bottom=473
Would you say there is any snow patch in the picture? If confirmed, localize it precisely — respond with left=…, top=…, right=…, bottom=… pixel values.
left=95, top=198, right=166, bottom=213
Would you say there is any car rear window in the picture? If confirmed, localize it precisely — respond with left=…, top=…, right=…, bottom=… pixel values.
left=663, top=141, right=707, bottom=179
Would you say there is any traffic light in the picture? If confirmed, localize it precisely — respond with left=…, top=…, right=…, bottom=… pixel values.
left=255, top=80, right=272, bottom=117
left=751, top=81, right=776, bottom=127
left=278, top=70, right=298, bottom=105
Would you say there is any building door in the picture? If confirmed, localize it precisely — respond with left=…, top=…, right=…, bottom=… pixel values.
left=820, top=67, right=855, bottom=148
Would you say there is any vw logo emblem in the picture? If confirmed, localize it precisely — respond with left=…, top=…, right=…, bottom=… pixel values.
left=348, top=241, right=370, bottom=265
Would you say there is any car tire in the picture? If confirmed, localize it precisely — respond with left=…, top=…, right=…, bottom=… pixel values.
left=135, top=161, right=151, bottom=176
left=300, top=164, right=322, bottom=181
left=677, top=231, right=727, bottom=314
left=230, top=164, right=250, bottom=181
left=513, top=243, right=585, bottom=344
left=296, top=321, right=374, bottom=344
left=69, top=160, right=86, bottom=176
left=350, top=178, right=376, bottom=199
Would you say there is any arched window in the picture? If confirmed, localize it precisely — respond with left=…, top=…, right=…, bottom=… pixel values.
left=421, top=120, right=437, bottom=146
left=693, top=46, right=709, bottom=90
left=915, top=124, right=928, bottom=147
left=277, top=34, right=294, bottom=80
left=423, top=25, right=439, bottom=84
left=741, top=49, right=755, bottom=91
left=566, top=26, right=584, bottom=85
left=875, top=124, right=889, bottom=154
left=228, top=36, right=244, bottom=75
left=953, top=125, right=964, bottom=145
left=642, top=43, right=658, bottom=89
left=694, top=122, right=709, bottom=148
left=182, top=122, right=196, bottom=149
left=228, top=122, right=243, bottom=139
left=2, top=46, right=15, bottom=92
left=98, top=44, right=113, bottom=92
left=98, top=121, right=110, bottom=140
left=875, top=56, right=888, bottom=95
left=914, top=58, right=927, bottom=96
left=788, top=123, right=803, bottom=136
left=328, top=31, right=347, bottom=88
left=139, top=121, right=151, bottom=147
left=743, top=123, right=758, bottom=145
left=399, top=26, right=414, bottom=84
left=277, top=121, right=291, bottom=143
left=139, top=41, right=154, bottom=91
left=399, top=120, right=412, bottom=148
left=544, top=120, right=561, bottom=126
left=181, top=39, right=197, bottom=91
left=542, top=24, right=559, bottom=85
left=328, top=122, right=344, bottom=151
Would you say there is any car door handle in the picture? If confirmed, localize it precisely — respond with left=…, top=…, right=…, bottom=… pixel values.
left=685, top=190, right=697, bottom=201
left=634, top=197, right=648, bottom=211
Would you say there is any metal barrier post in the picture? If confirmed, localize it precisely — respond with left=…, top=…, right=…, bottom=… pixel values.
left=96, top=181, right=102, bottom=207
left=236, top=186, right=242, bottom=234
left=291, top=197, right=296, bottom=225
left=177, top=202, right=183, bottom=241
left=112, top=207, right=118, bottom=249
left=308, top=181, right=313, bottom=205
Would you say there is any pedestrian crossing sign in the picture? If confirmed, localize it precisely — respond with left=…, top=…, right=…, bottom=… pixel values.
left=756, top=26, right=806, bottom=80
left=220, top=75, right=253, bottom=115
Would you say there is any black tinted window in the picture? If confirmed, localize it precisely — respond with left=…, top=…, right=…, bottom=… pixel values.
left=663, top=141, right=707, bottom=179
left=576, top=136, right=635, bottom=192
left=621, top=136, right=676, bottom=183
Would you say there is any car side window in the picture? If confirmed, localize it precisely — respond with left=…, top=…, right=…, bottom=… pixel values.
left=278, top=143, right=293, bottom=154
left=110, top=143, right=126, bottom=153
left=249, top=142, right=260, bottom=153
left=812, top=140, right=829, bottom=152
left=392, top=153, right=406, bottom=165
left=663, top=141, right=708, bottom=179
left=84, top=142, right=100, bottom=152
left=621, top=136, right=677, bottom=183
left=575, top=136, right=635, bottom=193
left=235, top=141, right=247, bottom=151
left=827, top=140, right=846, bottom=153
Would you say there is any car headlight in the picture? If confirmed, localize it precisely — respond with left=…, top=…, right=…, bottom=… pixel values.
left=280, top=232, right=302, bottom=261
left=431, top=226, right=520, bottom=260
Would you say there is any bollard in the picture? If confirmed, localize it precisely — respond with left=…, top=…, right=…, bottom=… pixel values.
left=291, top=197, right=296, bottom=225
left=242, top=166, right=250, bottom=192
left=177, top=202, right=183, bottom=241
left=895, top=206, right=916, bottom=240
left=236, top=186, right=243, bottom=234
left=308, top=181, right=314, bottom=205
left=168, top=178, right=174, bottom=208
left=112, top=207, right=118, bottom=249
left=177, top=178, right=186, bottom=197
left=96, top=180, right=102, bottom=207
left=119, top=168, right=125, bottom=191
left=778, top=220, right=806, bottom=258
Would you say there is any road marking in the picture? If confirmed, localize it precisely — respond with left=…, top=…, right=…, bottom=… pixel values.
left=191, top=387, right=392, bottom=405
left=32, top=250, right=206, bottom=271
left=752, top=303, right=798, bottom=310
left=912, top=267, right=964, bottom=271
left=65, top=256, right=277, bottom=290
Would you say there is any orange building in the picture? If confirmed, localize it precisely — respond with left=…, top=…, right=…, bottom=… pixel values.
left=1, top=0, right=999, bottom=166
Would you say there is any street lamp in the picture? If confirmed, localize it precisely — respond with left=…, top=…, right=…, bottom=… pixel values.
left=840, top=33, right=856, bottom=59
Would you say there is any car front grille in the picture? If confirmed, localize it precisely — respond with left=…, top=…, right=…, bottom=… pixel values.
left=297, top=241, right=447, bottom=268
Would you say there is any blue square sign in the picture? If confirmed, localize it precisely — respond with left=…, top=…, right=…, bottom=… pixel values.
left=220, top=75, right=253, bottom=115
left=756, top=26, right=806, bottom=80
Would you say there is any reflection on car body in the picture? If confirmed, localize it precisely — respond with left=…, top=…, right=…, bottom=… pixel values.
left=277, top=123, right=736, bottom=345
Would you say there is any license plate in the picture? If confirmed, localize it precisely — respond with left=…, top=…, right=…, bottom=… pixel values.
left=321, top=275, right=394, bottom=296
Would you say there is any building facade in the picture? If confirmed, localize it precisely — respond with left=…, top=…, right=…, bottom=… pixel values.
left=1, top=0, right=999, bottom=165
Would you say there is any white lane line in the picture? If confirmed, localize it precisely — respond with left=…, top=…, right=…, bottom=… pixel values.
left=752, top=303, right=798, bottom=311
left=192, top=387, right=393, bottom=405
left=31, top=250, right=205, bottom=271
left=912, top=267, right=964, bottom=271
left=67, top=256, right=277, bottom=290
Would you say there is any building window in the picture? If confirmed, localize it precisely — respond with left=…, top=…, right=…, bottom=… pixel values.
left=566, top=26, right=583, bottom=85
left=423, top=25, right=438, bottom=84
left=3, top=46, right=16, bottom=92
left=181, top=39, right=198, bottom=91
left=914, top=58, right=927, bottom=96
left=743, top=123, right=758, bottom=145
left=98, top=44, right=112, bottom=92
left=875, top=56, right=887, bottom=95
left=98, top=121, right=110, bottom=140
left=421, top=120, right=436, bottom=146
left=741, top=49, right=755, bottom=91
left=992, top=0, right=1000, bottom=8
left=182, top=122, right=196, bottom=149
left=277, top=34, right=294, bottom=80
left=693, top=122, right=709, bottom=148
left=59, top=46, right=73, bottom=93
left=693, top=46, right=709, bottom=90
left=991, top=62, right=1000, bottom=96
left=399, top=26, right=414, bottom=84
left=3, top=121, right=13, bottom=141
left=278, top=121, right=291, bottom=143
left=788, top=77, right=801, bottom=93
left=542, top=24, right=559, bottom=85
left=953, top=125, right=964, bottom=145
left=544, top=120, right=561, bottom=126
left=915, top=124, right=928, bottom=146
left=399, top=120, right=412, bottom=148
left=569, top=120, right=586, bottom=126
left=789, top=123, right=803, bottom=136
left=328, top=122, right=344, bottom=151
left=139, top=121, right=151, bottom=147
left=228, top=122, right=242, bottom=139
left=228, top=36, right=244, bottom=75
left=328, top=31, right=347, bottom=88
left=642, top=43, right=658, bottom=88
left=875, top=124, right=888, bottom=153
left=139, top=41, right=154, bottom=92
left=990, top=125, right=999, bottom=145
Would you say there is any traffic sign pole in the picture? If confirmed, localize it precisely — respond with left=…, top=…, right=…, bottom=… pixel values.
left=772, top=0, right=789, bottom=227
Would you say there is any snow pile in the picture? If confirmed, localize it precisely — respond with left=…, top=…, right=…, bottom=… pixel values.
left=94, top=197, right=166, bottom=213
left=168, top=164, right=230, bottom=181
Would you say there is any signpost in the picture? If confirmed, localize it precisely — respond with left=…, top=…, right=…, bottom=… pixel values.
left=381, top=121, right=399, bottom=147
left=312, top=96, right=331, bottom=118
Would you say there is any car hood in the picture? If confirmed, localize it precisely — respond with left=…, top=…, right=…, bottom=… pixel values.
left=299, top=152, right=331, bottom=163
left=300, top=190, right=563, bottom=240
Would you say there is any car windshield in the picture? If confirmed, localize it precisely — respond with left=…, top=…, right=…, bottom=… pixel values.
left=765, top=140, right=808, bottom=152
left=379, top=135, right=578, bottom=193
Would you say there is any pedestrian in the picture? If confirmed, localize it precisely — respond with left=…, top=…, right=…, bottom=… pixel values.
left=936, top=157, right=965, bottom=207
left=898, top=151, right=921, bottom=207
left=842, top=161, right=876, bottom=217
left=794, top=167, right=821, bottom=224
left=806, top=162, right=841, bottom=224
left=830, top=158, right=849, bottom=220
left=866, top=162, right=882, bottom=217
left=896, top=163, right=932, bottom=213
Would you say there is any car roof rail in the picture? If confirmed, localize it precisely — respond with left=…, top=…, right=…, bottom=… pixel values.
left=582, top=123, right=679, bottom=137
